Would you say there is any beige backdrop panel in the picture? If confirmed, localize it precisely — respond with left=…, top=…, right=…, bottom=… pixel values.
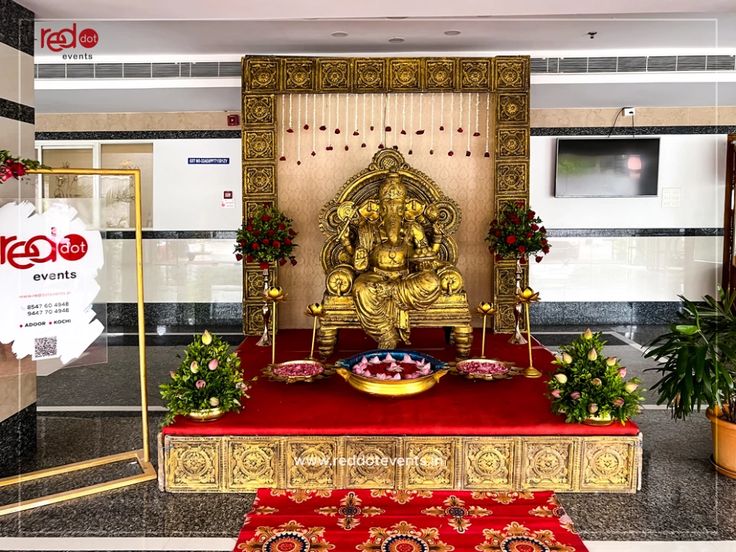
left=278, top=93, right=493, bottom=329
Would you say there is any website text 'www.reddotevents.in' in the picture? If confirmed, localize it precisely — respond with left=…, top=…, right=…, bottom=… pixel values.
left=293, top=454, right=444, bottom=468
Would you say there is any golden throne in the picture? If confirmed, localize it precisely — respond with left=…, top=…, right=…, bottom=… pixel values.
left=317, top=149, right=473, bottom=359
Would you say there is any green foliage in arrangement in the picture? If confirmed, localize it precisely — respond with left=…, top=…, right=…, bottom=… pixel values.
left=159, top=330, right=253, bottom=425
left=645, top=288, right=736, bottom=423
left=548, top=329, right=644, bottom=424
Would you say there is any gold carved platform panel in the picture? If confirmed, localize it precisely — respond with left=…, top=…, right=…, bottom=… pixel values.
left=162, top=433, right=642, bottom=493
left=241, top=56, right=530, bottom=335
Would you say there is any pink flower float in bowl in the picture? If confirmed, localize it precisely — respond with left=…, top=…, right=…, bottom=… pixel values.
left=454, top=358, right=522, bottom=381
left=335, top=350, right=448, bottom=397
left=263, top=359, right=333, bottom=384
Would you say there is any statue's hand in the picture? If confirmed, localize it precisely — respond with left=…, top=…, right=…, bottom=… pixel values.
left=354, top=247, right=369, bottom=271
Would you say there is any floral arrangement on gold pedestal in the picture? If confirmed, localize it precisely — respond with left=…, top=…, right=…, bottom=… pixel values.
left=485, top=201, right=550, bottom=344
left=0, top=150, right=45, bottom=183
left=160, top=330, right=254, bottom=424
left=548, top=329, right=644, bottom=425
left=234, top=204, right=298, bottom=346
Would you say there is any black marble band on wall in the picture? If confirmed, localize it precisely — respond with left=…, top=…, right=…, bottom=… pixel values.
left=533, top=125, right=736, bottom=136
left=106, top=302, right=243, bottom=327
left=103, top=300, right=681, bottom=327
left=101, top=229, right=720, bottom=239
left=36, top=125, right=736, bottom=142
left=105, top=230, right=237, bottom=240
left=36, top=130, right=242, bottom=141
left=531, top=301, right=681, bottom=326
left=0, top=0, right=34, bottom=56
left=0, top=97, right=34, bottom=124
left=546, top=227, right=723, bottom=238
left=0, top=402, right=36, bottom=477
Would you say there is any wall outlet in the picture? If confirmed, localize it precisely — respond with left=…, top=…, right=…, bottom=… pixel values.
left=622, top=107, right=636, bottom=117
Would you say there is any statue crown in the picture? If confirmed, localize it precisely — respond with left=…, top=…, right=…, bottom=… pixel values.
left=379, top=172, right=407, bottom=201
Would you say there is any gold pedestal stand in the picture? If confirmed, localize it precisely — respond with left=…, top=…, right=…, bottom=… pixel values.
left=517, top=287, right=542, bottom=379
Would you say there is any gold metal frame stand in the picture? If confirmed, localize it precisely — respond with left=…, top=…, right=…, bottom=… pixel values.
left=0, top=168, right=157, bottom=516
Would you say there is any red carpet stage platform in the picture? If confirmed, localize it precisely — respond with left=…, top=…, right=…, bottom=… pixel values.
left=160, top=329, right=642, bottom=494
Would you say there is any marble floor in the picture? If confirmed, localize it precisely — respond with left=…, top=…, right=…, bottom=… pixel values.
left=1, top=325, right=735, bottom=552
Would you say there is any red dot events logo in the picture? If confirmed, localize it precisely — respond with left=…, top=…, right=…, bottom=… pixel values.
left=40, top=23, right=99, bottom=53
left=0, top=232, right=88, bottom=270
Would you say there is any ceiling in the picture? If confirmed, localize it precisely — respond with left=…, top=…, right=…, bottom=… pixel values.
left=18, top=0, right=736, bottom=20
left=23, top=0, right=736, bottom=113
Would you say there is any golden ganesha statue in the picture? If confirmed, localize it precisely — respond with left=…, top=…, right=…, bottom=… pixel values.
left=317, top=149, right=473, bottom=358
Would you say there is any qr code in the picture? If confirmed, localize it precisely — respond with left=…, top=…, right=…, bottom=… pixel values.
left=33, top=337, right=58, bottom=360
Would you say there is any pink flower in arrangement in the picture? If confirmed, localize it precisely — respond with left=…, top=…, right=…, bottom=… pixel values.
left=618, top=367, right=627, bottom=378
left=613, top=398, right=625, bottom=408
left=569, top=391, right=581, bottom=400
left=550, top=389, right=562, bottom=398
left=208, top=359, right=219, bottom=371
left=195, top=379, right=206, bottom=389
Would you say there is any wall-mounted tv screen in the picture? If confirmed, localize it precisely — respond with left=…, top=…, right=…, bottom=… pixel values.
left=555, top=138, right=660, bottom=198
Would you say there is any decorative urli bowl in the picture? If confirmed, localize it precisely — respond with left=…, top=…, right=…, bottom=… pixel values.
left=453, top=358, right=522, bottom=381
left=263, top=359, right=333, bottom=384
left=335, top=350, right=448, bottom=397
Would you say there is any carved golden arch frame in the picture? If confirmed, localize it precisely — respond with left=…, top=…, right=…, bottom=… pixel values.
left=241, top=55, right=531, bottom=334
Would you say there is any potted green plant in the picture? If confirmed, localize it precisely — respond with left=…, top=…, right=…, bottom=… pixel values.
left=645, top=288, right=736, bottom=478
left=160, top=330, right=254, bottom=424
left=548, top=329, right=644, bottom=425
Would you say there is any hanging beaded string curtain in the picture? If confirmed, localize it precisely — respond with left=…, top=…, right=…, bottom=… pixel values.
left=241, top=56, right=531, bottom=334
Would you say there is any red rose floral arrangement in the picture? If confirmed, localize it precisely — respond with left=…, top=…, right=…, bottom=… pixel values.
left=486, top=202, right=550, bottom=263
left=234, top=204, right=298, bottom=269
left=0, top=150, right=45, bottom=183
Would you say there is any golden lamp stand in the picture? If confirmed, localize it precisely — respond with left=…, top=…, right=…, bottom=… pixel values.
left=305, top=302, right=324, bottom=360
left=516, top=287, right=542, bottom=379
left=0, top=168, right=157, bottom=517
left=265, top=286, right=286, bottom=365
left=476, top=302, right=496, bottom=358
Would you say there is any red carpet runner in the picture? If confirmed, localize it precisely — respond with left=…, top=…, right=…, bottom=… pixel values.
left=234, top=488, right=588, bottom=551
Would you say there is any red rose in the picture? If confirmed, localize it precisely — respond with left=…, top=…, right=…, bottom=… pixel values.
left=279, top=258, right=287, bottom=266
left=527, top=210, right=535, bottom=220
left=518, top=245, right=526, bottom=253
left=246, top=255, right=254, bottom=263
left=259, top=261, right=269, bottom=270
left=239, top=239, right=246, bottom=247
left=235, top=253, right=243, bottom=261
left=261, top=214, right=272, bottom=222
left=542, top=245, right=550, bottom=254
left=251, top=243, right=259, bottom=250
left=526, top=232, right=532, bottom=238
left=267, top=229, right=275, bottom=236
left=531, top=224, right=539, bottom=231
left=8, top=162, right=25, bottom=177
left=541, top=238, right=548, bottom=246
left=0, top=165, right=13, bottom=182
left=288, top=229, right=296, bottom=237
left=262, top=238, right=270, bottom=245
left=540, top=226, right=547, bottom=233
left=272, top=240, right=281, bottom=248
left=246, top=225, right=253, bottom=232
left=509, top=215, right=520, bottom=224
left=535, top=255, right=544, bottom=263
left=284, top=238, right=292, bottom=246
left=506, top=235, right=517, bottom=245
left=278, top=223, right=286, bottom=230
